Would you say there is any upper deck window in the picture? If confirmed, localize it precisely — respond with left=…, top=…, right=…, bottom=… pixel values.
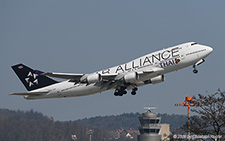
left=191, top=42, right=198, bottom=46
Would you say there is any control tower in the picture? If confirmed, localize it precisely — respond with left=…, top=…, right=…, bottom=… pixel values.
left=137, top=107, right=161, bottom=141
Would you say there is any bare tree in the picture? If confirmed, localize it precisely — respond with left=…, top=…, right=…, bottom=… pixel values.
left=180, top=90, right=225, bottom=140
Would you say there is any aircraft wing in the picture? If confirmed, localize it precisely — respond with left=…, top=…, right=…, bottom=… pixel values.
left=43, top=72, right=117, bottom=80
left=113, top=67, right=164, bottom=81
left=137, top=67, right=164, bottom=75
left=42, top=72, right=84, bottom=81
left=98, top=67, right=164, bottom=90
left=43, top=67, right=163, bottom=82
left=101, top=74, right=118, bottom=81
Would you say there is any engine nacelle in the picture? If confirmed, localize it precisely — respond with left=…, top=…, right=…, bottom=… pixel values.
left=124, top=72, right=139, bottom=83
left=84, top=74, right=102, bottom=84
left=150, top=75, right=164, bottom=84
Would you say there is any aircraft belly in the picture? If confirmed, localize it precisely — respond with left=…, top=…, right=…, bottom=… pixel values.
left=24, top=94, right=54, bottom=100
left=61, top=83, right=103, bottom=97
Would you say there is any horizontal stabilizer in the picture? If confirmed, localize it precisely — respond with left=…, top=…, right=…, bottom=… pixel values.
left=9, top=91, right=48, bottom=96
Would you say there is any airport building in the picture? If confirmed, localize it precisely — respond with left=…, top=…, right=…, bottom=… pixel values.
left=137, top=108, right=170, bottom=141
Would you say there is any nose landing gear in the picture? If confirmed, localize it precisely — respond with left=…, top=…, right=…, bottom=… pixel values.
left=193, top=69, right=198, bottom=74
left=193, top=59, right=205, bottom=74
left=193, top=65, right=198, bottom=74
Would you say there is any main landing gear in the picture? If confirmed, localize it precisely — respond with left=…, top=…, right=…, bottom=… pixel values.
left=114, top=87, right=138, bottom=96
left=131, top=87, right=138, bottom=95
left=114, top=87, right=127, bottom=96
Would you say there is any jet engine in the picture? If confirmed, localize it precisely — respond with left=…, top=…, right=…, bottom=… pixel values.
left=124, top=72, right=139, bottom=83
left=150, top=75, right=164, bottom=84
left=82, top=74, right=102, bottom=84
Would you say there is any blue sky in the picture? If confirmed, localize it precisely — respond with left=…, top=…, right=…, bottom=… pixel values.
left=1, top=1, right=224, bottom=121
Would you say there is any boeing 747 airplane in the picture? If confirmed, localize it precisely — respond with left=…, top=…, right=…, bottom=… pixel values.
left=10, top=42, right=213, bottom=100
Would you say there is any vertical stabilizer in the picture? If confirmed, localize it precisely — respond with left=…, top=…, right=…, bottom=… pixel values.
left=11, top=64, right=58, bottom=91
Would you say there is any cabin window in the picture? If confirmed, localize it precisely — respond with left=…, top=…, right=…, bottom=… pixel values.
left=191, top=42, right=198, bottom=46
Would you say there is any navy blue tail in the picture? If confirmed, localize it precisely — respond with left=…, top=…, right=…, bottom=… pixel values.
left=11, top=63, right=58, bottom=91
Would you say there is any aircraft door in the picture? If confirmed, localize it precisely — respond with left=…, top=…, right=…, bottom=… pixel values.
left=179, top=47, right=185, bottom=60
left=51, top=88, right=62, bottom=97
left=56, top=89, right=61, bottom=97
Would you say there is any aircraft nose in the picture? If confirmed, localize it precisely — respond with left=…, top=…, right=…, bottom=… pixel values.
left=206, top=46, right=213, bottom=54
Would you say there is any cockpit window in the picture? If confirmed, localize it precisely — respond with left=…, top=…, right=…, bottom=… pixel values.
left=191, top=42, right=198, bottom=46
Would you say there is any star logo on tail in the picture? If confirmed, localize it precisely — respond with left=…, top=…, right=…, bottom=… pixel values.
left=25, top=72, right=38, bottom=87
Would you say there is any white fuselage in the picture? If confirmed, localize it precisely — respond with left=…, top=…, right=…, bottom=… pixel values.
left=25, top=42, right=213, bottom=99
